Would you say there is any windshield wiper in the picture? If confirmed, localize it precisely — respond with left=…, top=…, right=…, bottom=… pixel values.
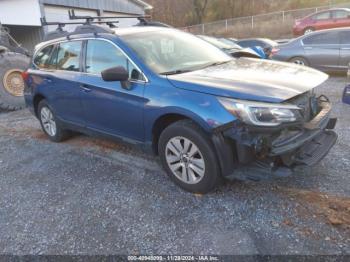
left=199, top=60, right=231, bottom=70
left=161, top=60, right=231, bottom=75
left=160, top=69, right=193, bottom=75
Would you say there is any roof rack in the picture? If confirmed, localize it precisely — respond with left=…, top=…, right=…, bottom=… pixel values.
left=41, top=9, right=158, bottom=41
left=68, top=9, right=151, bottom=22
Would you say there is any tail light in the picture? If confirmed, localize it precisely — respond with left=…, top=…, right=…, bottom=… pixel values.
left=21, top=70, right=29, bottom=81
left=270, top=48, right=280, bottom=57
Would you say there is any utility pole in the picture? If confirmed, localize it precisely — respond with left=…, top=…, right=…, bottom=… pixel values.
left=252, top=0, right=255, bottom=16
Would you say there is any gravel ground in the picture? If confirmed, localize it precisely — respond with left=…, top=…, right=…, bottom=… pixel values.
left=0, top=76, right=349, bottom=255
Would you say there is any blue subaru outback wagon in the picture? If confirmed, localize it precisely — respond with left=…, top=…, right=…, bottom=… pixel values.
left=23, top=24, right=337, bottom=193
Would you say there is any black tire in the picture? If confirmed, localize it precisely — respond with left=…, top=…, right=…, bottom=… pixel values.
left=38, top=100, right=70, bottom=142
left=158, top=120, right=221, bottom=194
left=289, top=57, right=309, bottom=67
left=0, top=51, right=30, bottom=111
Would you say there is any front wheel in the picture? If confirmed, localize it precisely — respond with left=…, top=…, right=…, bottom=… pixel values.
left=158, top=120, right=221, bottom=194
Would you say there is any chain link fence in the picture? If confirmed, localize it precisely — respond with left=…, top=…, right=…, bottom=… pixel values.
left=183, top=3, right=350, bottom=39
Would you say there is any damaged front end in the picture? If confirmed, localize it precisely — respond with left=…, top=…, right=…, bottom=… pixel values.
left=212, top=92, right=337, bottom=181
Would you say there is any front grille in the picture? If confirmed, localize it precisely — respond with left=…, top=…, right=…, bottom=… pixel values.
left=287, top=91, right=318, bottom=122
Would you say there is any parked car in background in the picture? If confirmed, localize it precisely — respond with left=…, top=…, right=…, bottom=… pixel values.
left=223, top=38, right=267, bottom=58
left=197, top=35, right=263, bottom=59
left=343, top=63, right=350, bottom=104
left=343, top=84, right=350, bottom=104
left=235, top=38, right=278, bottom=58
left=271, top=27, right=350, bottom=73
left=275, top=39, right=293, bottom=44
left=219, top=37, right=268, bottom=58
left=293, top=8, right=350, bottom=36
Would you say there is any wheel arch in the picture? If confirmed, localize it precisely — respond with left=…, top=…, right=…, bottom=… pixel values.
left=33, top=93, right=46, bottom=117
left=151, top=112, right=211, bottom=155
left=152, top=112, right=238, bottom=179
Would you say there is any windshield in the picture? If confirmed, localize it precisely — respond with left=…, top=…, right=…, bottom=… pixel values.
left=121, top=30, right=231, bottom=75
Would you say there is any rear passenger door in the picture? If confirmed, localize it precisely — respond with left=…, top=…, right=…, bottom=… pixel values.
left=51, top=41, right=85, bottom=125
left=332, top=10, right=350, bottom=28
left=339, top=30, right=350, bottom=69
left=312, top=11, right=333, bottom=30
left=32, top=41, right=85, bottom=126
left=79, top=39, right=146, bottom=142
left=302, top=31, right=340, bottom=70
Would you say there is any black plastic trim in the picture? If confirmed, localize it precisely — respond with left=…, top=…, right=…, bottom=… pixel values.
left=211, top=133, right=236, bottom=177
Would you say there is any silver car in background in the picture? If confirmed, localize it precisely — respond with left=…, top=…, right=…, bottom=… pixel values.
left=272, top=27, right=350, bottom=72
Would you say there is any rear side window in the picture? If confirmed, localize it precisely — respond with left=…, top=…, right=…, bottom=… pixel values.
left=313, top=12, right=331, bottom=20
left=340, top=31, right=350, bottom=45
left=333, top=10, right=349, bottom=19
left=34, top=45, right=56, bottom=69
left=303, top=32, right=339, bottom=45
left=57, top=41, right=82, bottom=72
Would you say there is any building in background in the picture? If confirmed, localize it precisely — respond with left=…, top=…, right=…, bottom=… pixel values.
left=0, top=0, right=152, bottom=51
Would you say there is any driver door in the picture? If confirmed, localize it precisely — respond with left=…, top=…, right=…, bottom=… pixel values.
left=79, top=39, right=147, bottom=142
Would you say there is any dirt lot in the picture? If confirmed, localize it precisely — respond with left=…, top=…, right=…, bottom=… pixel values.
left=0, top=76, right=349, bottom=255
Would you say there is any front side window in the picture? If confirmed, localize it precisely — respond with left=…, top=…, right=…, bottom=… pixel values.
left=57, top=41, right=82, bottom=72
left=34, top=45, right=56, bottom=69
left=314, top=12, right=331, bottom=20
left=85, top=40, right=144, bottom=81
left=121, top=29, right=231, bottom=75
left=303, top=32, right=339, bottom=45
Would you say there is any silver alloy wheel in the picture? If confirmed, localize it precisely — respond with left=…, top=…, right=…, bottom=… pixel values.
left=40, top=106, right=57, bottom=137
left=304, top=29, right=314, bottom=35
left=165, top=136, right=205, bottom=184
left=293, top=59, right=305, bottom=66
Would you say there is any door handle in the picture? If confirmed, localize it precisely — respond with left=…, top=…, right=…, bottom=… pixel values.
left=44, top=78, right=52, bottom=83
left=341, top=47, right=350, bottom=50
left=80, top=85, right=92, bottom=93
left=304, top=46, right=313, bottom=50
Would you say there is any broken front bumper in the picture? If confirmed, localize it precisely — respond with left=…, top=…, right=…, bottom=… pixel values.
left=212, top=98, right=337, bottom=181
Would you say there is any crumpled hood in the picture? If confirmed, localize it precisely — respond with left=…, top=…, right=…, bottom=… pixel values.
left=167, top=58, right=328, bottom=103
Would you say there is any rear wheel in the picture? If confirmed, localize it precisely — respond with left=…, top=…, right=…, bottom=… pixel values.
left=38, top=100, right=70, bottom=142
left=290, top=57, right=309, bottom=67
left=0, top=52, right=30, bottom=110
left=158, top=120, right=221, bottom=194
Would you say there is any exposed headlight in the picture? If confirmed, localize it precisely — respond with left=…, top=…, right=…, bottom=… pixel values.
left=218, top=97, right=302, bottom=127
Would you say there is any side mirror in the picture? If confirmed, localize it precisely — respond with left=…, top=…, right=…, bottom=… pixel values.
left=101, top=66, right=129, bottom=82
